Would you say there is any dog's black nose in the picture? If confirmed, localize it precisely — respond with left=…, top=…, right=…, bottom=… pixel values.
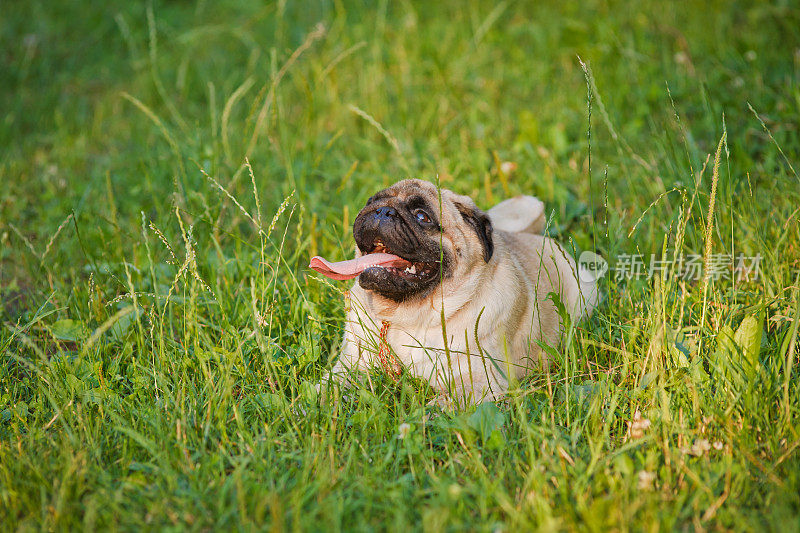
left=374, top=206, right=397, bottom=219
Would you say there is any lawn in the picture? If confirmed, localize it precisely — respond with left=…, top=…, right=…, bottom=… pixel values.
left=2, top=0, right=800, bottom=530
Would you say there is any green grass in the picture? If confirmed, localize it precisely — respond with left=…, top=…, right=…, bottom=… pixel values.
left=2, top=0, right=800, bottom=530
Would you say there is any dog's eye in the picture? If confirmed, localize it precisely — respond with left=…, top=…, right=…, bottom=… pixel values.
left=413, top=209, right=431, bottom=224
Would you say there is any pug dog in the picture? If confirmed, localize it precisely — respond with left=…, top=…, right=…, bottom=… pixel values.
left=310, top=179, right=598, bottom=403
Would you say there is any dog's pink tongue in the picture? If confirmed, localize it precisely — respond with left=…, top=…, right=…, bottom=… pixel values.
left=309, top=253, right=407, bottom=281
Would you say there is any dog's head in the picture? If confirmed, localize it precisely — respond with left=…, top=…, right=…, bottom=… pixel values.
left=353, top=179, right=493, bottom=302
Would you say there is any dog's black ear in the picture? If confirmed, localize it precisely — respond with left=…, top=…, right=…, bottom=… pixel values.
left=456, top=203, right=494, bottom=262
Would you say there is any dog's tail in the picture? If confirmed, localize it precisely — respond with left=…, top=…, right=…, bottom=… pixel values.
left=487, top=196, right=546, bottom=234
